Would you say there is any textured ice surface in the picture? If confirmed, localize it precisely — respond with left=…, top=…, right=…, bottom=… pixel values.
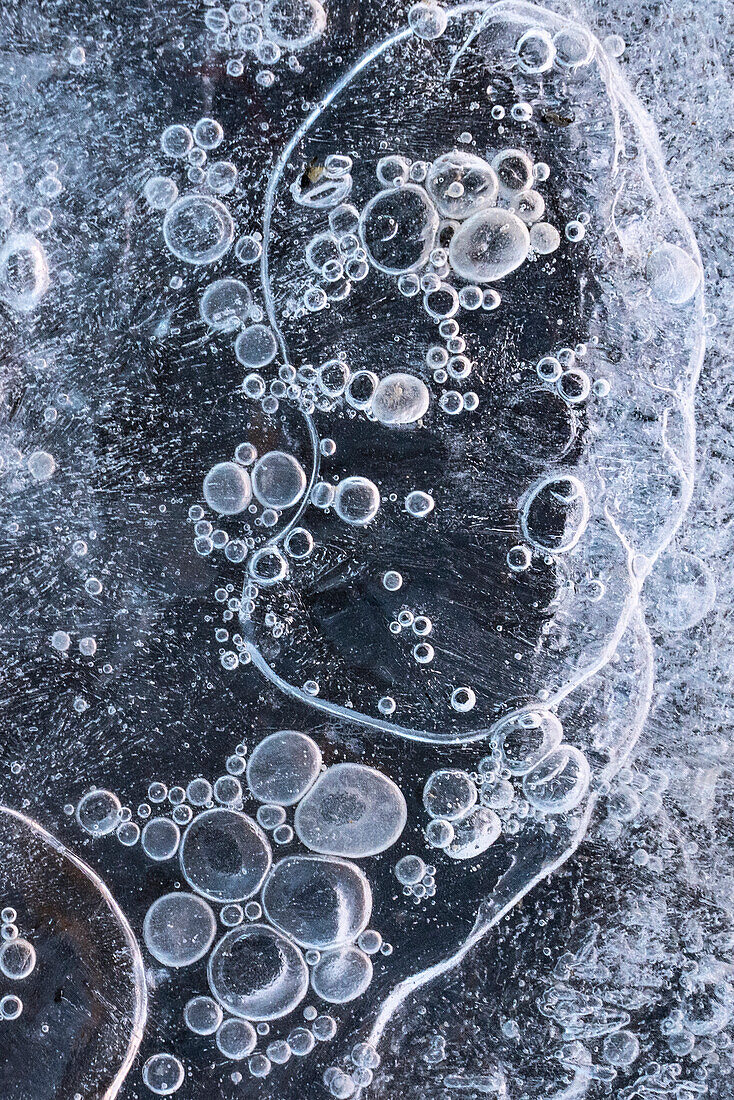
left=0, top=0, right=731, bottom=1098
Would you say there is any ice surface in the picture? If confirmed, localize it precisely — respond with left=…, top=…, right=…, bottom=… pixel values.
left=0, top=0, right=731, bottom=1098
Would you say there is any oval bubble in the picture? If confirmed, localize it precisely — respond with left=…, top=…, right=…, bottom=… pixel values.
left=180, top=809, right=272, bottom=902
left=294, top=763, right=407, bottom=857
left=647, top=243, right=701, bottom=305
left=246, top=730, right=322, bottom=805
left=520, top=474, right=589, bottom=554
left=444, top=807, right=501, bottom=860
left=208, top=923, right=308, bottom=1020
left=262, top=855, right=372, bottom=949
left=0, top=234, right=49, bottom=313
left=310, top=945, right=373, bottom=1004
left=263, top=0, right=327, bottom=50
left=522, top=745, right=590, bottom=813
left=143, top=892, right=216, bottom=967
left=449, top=208, right=530, bottom=282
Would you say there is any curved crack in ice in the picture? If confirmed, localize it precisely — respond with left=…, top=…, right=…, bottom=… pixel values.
left=0, top=804, right=148, bottom=1100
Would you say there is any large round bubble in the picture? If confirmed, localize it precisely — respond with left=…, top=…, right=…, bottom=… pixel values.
left=143, top=892, right=216, bottom=967
left=0, top=939, right=36, bottom=981
left=251, top=451, right=307, bottom=510
left=262, top=855, right=372, bottom=949
left=294, top=763, right=407, bottom=857
left=207, top=924, right=309, bottom=1020
left=359, top=184, right=439, bottom=274
left=246, top=730, right=322, bottom=805
left=180, top=809, right=272, bottom=902
left=162, top=194, right=234, bottom=265
left=203, top=461, right=252, bottom=516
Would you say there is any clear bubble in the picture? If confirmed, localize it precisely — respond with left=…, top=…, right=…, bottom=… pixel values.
left=142, top=1053, right=185, bottom=1095
left=200, top=278, right=251, bottom=330
left=162, top=194, right=234, bottom=265
left=161, top=125, right=194, bottom=158
left=235, top=324, right=278, bottom=368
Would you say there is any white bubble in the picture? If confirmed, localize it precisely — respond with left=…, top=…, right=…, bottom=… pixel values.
left=184, top=995, right=223, bottom=1035
left=423, top=769, right=477, bottom=820
left=405, top=490, right=434, bottom=517
left=0, top=939, right=36, bottom=980
left=141, top=817, right=181, bottom=861
left=449, top=208, right=530, bottom=282
left=247, top=731, right=322, bottom=805
left=143, top=892, right=216, bottom=967
left=51, top=629, right=71, bottom=652
left=395, top=854, right=426, bottom=886
left=493, top=711, right=564, bottom=775
left=445, top=807, right=501, bottom=860
left=217, top=1017, right=257, bottom=1059
left=372, top=373, right=430, bottom=426
left=529, top=221, right=561, bottom=254
left=193, top=117, right=224, bottom=150
left=163, top=194, right=234, bottom=265
left=425, top=151, right=498, bottom=219
left=516, top=27, right=555, bottom=72
left=522, top=745, right=590, bottom=813
left=647, top=243, right=701, bottom=305
left=203, top=461, right=252, bottom=515
left=333, top=476, right=381, bottom=526
left=408, top=2, right=448, bottom=40
left=161, top=125, right=193, bottom=158
left=144, top=176, right=178, bottom=210
left=553, top=26, right=595, bottom=69
left=251, top=451, right=307, bottom=509
left=359, top=185, right=439, bottom=275
left=311, top=945, right=373, bottom=1003
left=248, top=546, right=289, bottom=586
left=295, top=763, right=407, bottom=857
